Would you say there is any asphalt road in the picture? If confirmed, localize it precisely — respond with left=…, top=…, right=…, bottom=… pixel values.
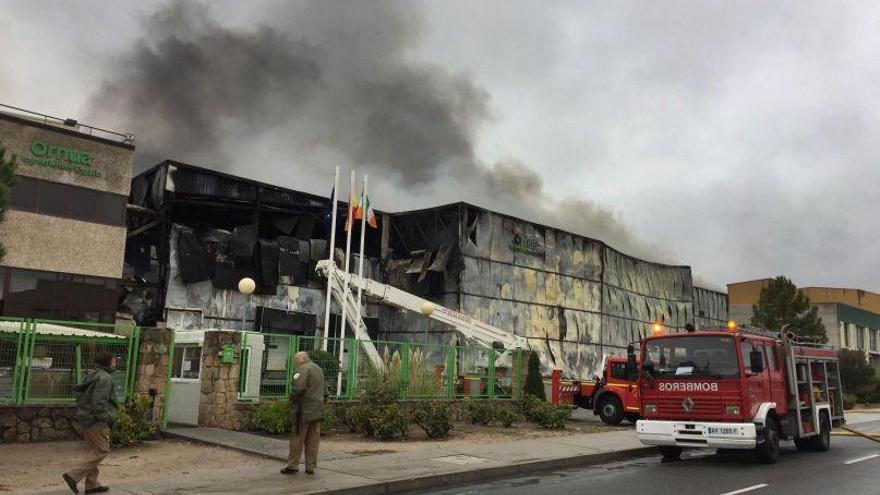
left=425, top=418, right=880, bottom=495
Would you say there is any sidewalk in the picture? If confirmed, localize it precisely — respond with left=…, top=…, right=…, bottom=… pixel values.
left=30, top=427, right=652, bottom=495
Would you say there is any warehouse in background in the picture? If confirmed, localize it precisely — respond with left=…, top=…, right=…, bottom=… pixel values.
left=125, top=162, right=728, bottom=378
left=729, top=279, right=880, bottom=369
left=0, top=104, right=135, bottom=323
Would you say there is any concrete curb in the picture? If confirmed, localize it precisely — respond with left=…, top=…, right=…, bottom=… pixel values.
left=304, top=447, right=657, bottom=495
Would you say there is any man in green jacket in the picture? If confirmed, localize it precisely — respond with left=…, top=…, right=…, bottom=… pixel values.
left=63, top=351, right=118, bottom=494
left=281, top=351, right=326, bottom=475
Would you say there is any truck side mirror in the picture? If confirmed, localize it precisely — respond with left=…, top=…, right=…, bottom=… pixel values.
left=626, top=344, right=638, bottom=381
left=749, top=350, right=764, bottom=374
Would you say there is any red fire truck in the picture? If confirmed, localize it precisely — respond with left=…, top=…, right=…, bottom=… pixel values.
left=560, top=356, right=641, bottom=425
left=631, top=323, right=845, bottom=464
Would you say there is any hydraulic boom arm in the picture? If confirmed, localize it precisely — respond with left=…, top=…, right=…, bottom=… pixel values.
left=316, top=260, right=528, bottom=370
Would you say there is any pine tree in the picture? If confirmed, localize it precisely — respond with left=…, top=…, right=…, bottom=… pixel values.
left=523, top=352, right=546, bottom=400
left=751, top=276, right=826, bottom=342
left=0, top=144, right=17, bottom=263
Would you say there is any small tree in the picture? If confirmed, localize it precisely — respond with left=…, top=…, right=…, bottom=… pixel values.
left=0, top=143, right=17, bottom=263
left=523, top=352, right=545, bottom=400
left=751, top=276, right=826, bottom=342
left=838, top=349, right=877, bottom=403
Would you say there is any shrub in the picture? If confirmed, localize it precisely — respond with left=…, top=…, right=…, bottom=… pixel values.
left=321, top=405, right=338, bottom=435
left=346, top=403, right=376, bottom=436
left=412, top=401, right=454, bottom=439
left=523, top=352, right=546, bottom=400
left=112, top=395, right=160, bottom=446
left=495, top=407, right=517, bottom=428
left=843, top=393, right=857, bottom=410
left=370, top=403, right=410, bottom=441
left=250, top=400, right=291, bottom=434
left=539, top=406, right=572, bottom=429
left=521, top=394, right=549, bottom=423
left=466, top=401, right=497, bottom=425
left=839, top=349, right=878, bottom=403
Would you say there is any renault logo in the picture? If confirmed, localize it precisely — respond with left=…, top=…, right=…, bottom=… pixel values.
left=682, top=396, right=694, bottom=413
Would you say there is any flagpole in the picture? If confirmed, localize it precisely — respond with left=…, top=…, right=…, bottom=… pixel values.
left=321, top=166, right=339, bottom=352
left=355, top=174, right=368, bottom=327
left=336, top=170, right=356, bottom=395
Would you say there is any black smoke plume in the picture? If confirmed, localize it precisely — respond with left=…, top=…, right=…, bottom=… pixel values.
left=89, top=0, right=657, bottom=260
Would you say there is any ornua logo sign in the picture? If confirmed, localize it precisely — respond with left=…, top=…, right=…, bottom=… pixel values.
left=21, top=139, right=102, bottom=178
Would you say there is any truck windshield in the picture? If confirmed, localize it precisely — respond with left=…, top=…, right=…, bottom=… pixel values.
left=643, top=335, right=739, bottom=379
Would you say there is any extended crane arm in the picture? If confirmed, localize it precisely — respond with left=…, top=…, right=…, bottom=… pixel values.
left=316, top=260, right=528, bottom=362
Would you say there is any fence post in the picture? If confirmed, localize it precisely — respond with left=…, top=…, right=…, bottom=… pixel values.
left=75, top=343, right=82, bottom=386
left=287, top=335, right=299, bottom=398
left=126, top=327, right=141, bottom=400
left=123, top=329, right=135, bottom=401
left=12, top=321, right=24, bottom=405
left=161, top=330, right=176, bottom=428
left=238, top=332, right=249, bottom=398
left=487, top=350, right=496, bottom=399
left=20, top=320, right=34, bottom=403
left=346, top=338, right=358, bottom=399
left=400, top=342, right=410, bottom=399
left=514, top=350, right=523, bottom=400
left=445, top=346, right=456, bottom=399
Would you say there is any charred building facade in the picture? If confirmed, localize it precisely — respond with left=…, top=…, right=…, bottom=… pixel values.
left=382, top=204, right=728, bottom=377
left=125, top=163, right=727, bottom=378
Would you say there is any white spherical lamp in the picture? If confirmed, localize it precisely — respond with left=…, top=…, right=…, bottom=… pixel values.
left=420, top=302, right=435, bottom=316
left=238, top=277, right=256, bottom=295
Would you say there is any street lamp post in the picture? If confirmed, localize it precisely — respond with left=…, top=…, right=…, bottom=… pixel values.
left=238, top=277, right=256, bottom=331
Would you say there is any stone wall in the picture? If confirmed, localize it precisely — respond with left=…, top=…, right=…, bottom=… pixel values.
left=0, top=404, right=78, bottom=443
left=198, top=330, right=249, bottom=430
left=134, top=327, right=173, bottom=423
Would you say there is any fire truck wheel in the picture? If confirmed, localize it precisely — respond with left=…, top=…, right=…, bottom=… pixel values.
left=659, top=446, right=682, bottom=461
left=754, top=418, right=780, bottom=464
left=812, top=412, right=831, bottom=452
left=597, top=396, right=624, bottom=425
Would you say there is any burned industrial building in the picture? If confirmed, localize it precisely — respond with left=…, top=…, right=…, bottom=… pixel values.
left=124, top=161, right=727, bottom=378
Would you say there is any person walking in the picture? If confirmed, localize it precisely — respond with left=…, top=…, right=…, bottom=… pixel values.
left=281, top=351, right=325, bottom=475
left=62, top=351, right=118, bottom=494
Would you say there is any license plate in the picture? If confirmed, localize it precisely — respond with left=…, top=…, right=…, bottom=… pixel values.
left=707, top=427, right=738, bottom=435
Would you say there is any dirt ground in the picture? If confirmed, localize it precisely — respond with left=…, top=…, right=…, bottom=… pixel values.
left=0, top=439, right=274, bottom=493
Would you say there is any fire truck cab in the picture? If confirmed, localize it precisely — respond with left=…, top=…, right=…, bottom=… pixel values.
left=570, top=355, right=641, bottom=425
left=632, top=324, right=844, bottom=464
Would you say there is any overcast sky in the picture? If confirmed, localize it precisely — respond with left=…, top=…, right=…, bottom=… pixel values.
left=2, top=1, right=878, bottom=292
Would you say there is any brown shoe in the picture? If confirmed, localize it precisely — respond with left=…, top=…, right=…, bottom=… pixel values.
left=62, top=473, right=79, bottom=494
left=305, top=470, right=315, bottom=475
left=85, top=487, right=109, bottom=494
left=280, top=467, right=299, bottom=475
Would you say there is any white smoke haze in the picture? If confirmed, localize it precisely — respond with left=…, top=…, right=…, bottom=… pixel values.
left=87, top=0, right=658, bottom=261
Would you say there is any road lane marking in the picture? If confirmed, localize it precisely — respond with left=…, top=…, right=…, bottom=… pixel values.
left=844, top=454, right=880, bottom=465
left=718, top=484, right=768, bottom=495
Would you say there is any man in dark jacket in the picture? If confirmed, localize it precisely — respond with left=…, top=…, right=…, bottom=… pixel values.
left=63, top=351, right=118, bottom=494
left=281, top=351, right=325, bottom=475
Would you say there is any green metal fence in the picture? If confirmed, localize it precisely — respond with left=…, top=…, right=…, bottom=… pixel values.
left=0, top=319, right=140, bottom=405
left=238, top=332, right=524, bottom=402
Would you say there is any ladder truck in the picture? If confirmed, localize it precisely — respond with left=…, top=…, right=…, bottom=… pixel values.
left=318, top=259, right=636, bottom=410
left=631, top=322, right=845, bottom=464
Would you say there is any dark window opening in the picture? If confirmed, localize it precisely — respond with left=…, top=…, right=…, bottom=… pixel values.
left=7, top=175, right=127, bottom=226
left=0, top=267, right=118, bottom=323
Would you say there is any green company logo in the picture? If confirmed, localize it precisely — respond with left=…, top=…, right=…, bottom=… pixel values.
left=22, top=139, right=102, bottom=178
left=509, top=233, right=545, bottom=256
